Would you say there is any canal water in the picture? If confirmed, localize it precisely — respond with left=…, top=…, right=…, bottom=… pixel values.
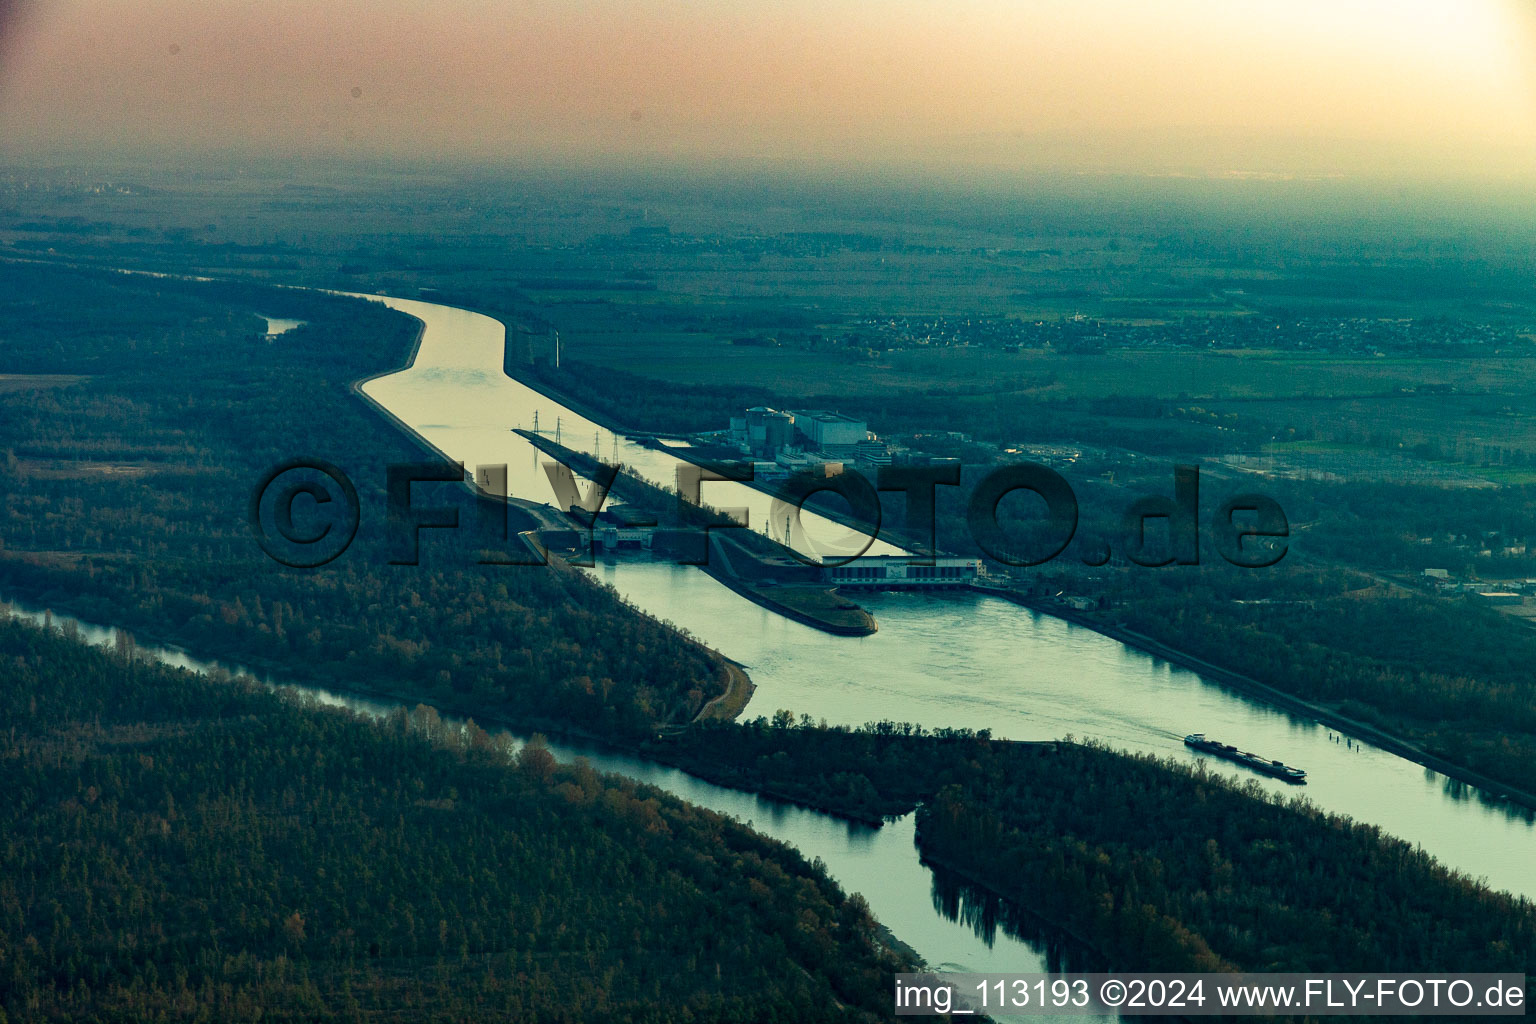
left=357, top=293, right=1535, bottom=900
left=0, top=597, right=1100, bottom=989
left=16, top=283, right=1529, bottom=988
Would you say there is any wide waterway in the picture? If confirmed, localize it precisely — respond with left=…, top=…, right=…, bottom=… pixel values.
left=9, top=282, right=1531, bottom=992
left=1, top=597, right=1100, bottom=994
left=358, top=294, right=1535, bottom=902
left=10, top=266, right=1506, bottom=1001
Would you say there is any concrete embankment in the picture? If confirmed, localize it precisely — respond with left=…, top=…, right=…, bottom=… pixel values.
left=700, top=534, right=878, bottom=637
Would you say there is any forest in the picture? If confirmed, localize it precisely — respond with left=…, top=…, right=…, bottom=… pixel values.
left=528, top=349, right=1536, bottom=800
left=1098, top=568, right=1536, bottom=798
left=0, top=261, right=729, bottom=737
left=652, top=719, right=1536, bottom=981
left=0, top=617, right=910, bottom=1021
left=6, top=258, right=1536, bottom=1018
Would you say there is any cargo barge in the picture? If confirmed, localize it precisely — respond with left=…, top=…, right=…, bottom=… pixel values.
left=1184, top=733, right=1307, bottom=783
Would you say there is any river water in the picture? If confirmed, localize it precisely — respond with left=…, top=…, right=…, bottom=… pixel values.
left=1, top=597, right=1092, bottom=986
left=357, top=294, right=1534, bottom=903
left=17, top=285, right=1530, bottom=987
left=357, top=296, right=902, bottom=560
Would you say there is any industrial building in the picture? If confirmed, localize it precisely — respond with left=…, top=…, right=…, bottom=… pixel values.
left=570, top=504, right=657, bottom=551
left=826, top=556, right=980, bottom=588
left=724, top=407, right=893, bottom=471
left=854, top=438, right=892, bottom=465
left=792, top=410, right=870, bottom=456
left=730, top=407, right=796, bottom=458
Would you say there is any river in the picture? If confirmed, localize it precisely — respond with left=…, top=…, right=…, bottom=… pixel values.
left=18, top=282, right=1532, bottom=985
left=355, top=293, right=1534, bottom=903
left=1, top=597, right=1096, bottom=988
left=356, top=296, right=902, bottom=561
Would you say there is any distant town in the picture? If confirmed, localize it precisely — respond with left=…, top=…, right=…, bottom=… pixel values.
left=759, top=312, right=1536, bottom=357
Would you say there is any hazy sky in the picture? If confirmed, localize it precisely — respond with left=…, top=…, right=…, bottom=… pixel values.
left=3, top=0, right=1534, bottom=181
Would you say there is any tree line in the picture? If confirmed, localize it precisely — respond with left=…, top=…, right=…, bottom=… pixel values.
left=0, top=261, right=729, bottom=737
left=0, top=617, right=910, bottom=1022
left=651, top=718, right=1536, bottom=981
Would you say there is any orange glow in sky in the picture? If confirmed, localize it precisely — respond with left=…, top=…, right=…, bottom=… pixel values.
left=3, top=0, right=1534, bottom=180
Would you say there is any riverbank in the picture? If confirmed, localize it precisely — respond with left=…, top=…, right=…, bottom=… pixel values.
left=0, top=575, right=741, bottom=755
left=493, top=347, right=1536, bottom=814
left=2, top=587, right=916, bottom=836
left=514, top=426, right=880, bottom=638
left=695, top=659, right=755, bottom=722
left=484, top=308, right=652, bottom=435
left=346, top=305, right=455, bottom=465
left=974, top=583, right=1536, bottom=814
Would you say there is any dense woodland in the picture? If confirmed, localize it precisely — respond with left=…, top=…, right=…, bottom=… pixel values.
left=6, top=259, right=1536, bottom=1017
left=532, top=349, right=1536, bottom=798
left=0, top=618, right=909, bottom=1021
left=915, top=739, right=1535, bottom=977
left=653, top=719, right=1536, bottom=981
left=1099, top=569, right=1536, bottom=797
left=0, top=261, right=727, bottom=735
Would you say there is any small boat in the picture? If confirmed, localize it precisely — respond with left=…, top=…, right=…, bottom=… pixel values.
left=1184, top=733, right=1307, bottom=783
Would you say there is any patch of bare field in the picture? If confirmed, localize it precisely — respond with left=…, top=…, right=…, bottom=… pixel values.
left=20, top=459, right=151, bottom=479
left=0, top=374, right=90, bottom=393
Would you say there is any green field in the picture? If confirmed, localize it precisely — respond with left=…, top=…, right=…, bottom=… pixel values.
left=557, top=329, right=1536, bottom=403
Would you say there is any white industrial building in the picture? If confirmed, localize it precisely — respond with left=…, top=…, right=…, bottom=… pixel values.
left=827, top=556, right=979, bottom=588
left=792, top=410, right=869, bottom=455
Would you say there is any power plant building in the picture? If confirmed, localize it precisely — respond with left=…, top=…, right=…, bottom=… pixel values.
left=734, top=407, right=796, bottom=457
left=793, top=410, right=869, bottom=454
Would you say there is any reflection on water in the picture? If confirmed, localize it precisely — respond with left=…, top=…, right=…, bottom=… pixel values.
left=928, top=863, right=1105, bottom=976
left=0, top=597, right=1070, bottom=976
left=355, top=295, right=901, bottom=561
left=591, top=563, right=1536, bottom=895
left=259, top=316, right=305, bottom=337
left=18, top=288, right=1532, bottom=981
left=355, top=294, right=1533, bottom=900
